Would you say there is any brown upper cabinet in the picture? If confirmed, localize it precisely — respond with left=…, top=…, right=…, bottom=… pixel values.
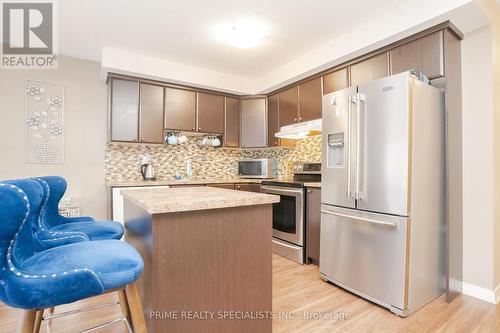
left=298, top=77, right=322, bottom=122
left=323, top=68, right=349, bottom=95
left=240, top=98, right=267, bottom=148
left=197, top=92, right=224, bottom=134
left=349, top=52, right=389, bottom=86
left=390, top=31, right=444, bottom=79
left=110, top=79, right=139, bottom=142
left=224, top=97, right=239, bottom=147
left=139, top=83, right=164, bottom=143
left=164, top=87, right=196, bottom=132
left=279, top=86, right=299, bottom=127
left=267, top=94, right=280, bottom=147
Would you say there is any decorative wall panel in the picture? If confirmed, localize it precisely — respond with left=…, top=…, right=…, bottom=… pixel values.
left=25, top=80, right=64, bottom=164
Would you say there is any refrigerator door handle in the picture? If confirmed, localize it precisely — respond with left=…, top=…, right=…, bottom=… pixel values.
left=355, top=93, right=366, bottom=200
left=321, top=209, right=397, bottom=228
left=346, top=95, right=353, bottom=198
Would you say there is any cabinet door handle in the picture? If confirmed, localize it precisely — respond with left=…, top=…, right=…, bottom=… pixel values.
left=237, top=185, right=241, bottom=189
left=299, top=117, right=303, bottom=121
left=198, top=127, right=202, bottom=131
left=294, top=118, right=297, bottom=122
left=192, top=127, right=195, bottom=131
left=307, top=189, right=312, bottom=193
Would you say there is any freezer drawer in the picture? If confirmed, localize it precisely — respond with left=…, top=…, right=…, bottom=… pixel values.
left=319, top=205, right=408, bottom=311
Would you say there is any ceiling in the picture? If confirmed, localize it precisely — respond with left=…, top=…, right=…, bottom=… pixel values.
left=59, top=0, right=410, bottom=79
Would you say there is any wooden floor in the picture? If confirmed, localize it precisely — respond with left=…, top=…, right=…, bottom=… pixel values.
left=1, top=254, right=498, bottom=332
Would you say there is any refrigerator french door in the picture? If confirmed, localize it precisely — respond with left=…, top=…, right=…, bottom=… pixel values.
left=321, top=73, right=410, bottom=214
left=320, top=71, right=446, bottom=317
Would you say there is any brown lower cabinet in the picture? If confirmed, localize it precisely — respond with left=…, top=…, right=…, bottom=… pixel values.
left=208, top=183, right=261, bottom=192
left=208, top=184, right=236, bottom=190
left=306, top=187, right=321, bottom=264
left=235, top=183, right=261, bottom=193
left=169, top=184, right=206, bottom=188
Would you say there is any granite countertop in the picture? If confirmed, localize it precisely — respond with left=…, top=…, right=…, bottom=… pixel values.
left=106, top=178, right=270, bottom=187
left=304, top=182, right=321, bottom=188
left=121, top=186, right=280, bottom=214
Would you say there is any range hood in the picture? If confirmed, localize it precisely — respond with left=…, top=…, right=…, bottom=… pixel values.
left=274, top=119, right=322, bottom=139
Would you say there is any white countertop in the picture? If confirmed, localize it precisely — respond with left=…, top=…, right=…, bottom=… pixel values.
left=304, top=182, right=321, bottom=188
left=121, top=186, right=280, bottom=214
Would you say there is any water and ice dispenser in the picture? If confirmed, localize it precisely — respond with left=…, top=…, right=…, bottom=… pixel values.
left=327, top=132, right=344, bottom=168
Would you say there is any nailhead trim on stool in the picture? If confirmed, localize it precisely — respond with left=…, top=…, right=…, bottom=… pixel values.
left=34, top=178, right=90, bottom=242
left=0, top=183, right=100, bottom=282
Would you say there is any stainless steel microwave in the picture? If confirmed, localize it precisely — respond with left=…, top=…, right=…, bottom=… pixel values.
left=238, top=159, right=277, bottom=179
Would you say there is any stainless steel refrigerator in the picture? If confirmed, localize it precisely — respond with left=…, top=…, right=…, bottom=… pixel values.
left=320, top=71, right=446, bottom=317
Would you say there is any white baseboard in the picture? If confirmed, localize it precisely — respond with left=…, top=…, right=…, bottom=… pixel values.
left=462, top=282, right=498, bottom=304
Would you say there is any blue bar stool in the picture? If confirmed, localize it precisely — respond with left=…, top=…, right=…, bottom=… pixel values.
left=32, top=176, right=124, bottom=248
left=0, top=179, right=146, bottom=333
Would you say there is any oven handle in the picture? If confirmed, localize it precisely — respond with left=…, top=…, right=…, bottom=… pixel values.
left=261, top=186, right=304, bottom=195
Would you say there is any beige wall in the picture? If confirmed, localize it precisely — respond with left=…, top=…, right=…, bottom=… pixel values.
left=487, top=2, right=500, bottom=291
left=0, top=56, right=108, bottom=219
left=476, top=0, right=500, bottom=294
left=461, top=25, right=495, bottom=290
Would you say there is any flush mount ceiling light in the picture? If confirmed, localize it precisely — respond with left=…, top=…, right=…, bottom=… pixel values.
left=216, top=20, right=267, bottom=49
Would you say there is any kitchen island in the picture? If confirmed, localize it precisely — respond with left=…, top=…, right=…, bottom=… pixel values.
left=121, top=187, right=279, bottom=333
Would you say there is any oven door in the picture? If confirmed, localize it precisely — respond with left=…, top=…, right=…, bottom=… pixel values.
left=261, top=185, right=304, bottom=246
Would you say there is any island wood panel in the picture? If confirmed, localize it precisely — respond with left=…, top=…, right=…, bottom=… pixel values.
left=152, top=205, right=272, bottom=333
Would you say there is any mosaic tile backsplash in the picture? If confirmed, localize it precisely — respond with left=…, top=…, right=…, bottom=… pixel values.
left=105, top=136, right=322, bottom=182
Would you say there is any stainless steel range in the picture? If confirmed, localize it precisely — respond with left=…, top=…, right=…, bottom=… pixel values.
left=261, top=162, right=321, bottom=264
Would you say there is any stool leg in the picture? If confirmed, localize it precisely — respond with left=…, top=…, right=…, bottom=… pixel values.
left=46, top=307, right=54, bottom=326
left=118, top=289, right=133, bottom=327
left=16, top=310, right=37, bottom=333
left=125, top=283, right=147, bottom=333
left=33, top=310, right=43, bottom=333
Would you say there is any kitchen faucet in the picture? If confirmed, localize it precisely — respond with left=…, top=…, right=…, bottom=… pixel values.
left=186, top=156, right=205, bottom=180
